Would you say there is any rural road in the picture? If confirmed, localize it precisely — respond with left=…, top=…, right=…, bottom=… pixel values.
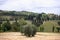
left=0, top=32, right=60, bottom=40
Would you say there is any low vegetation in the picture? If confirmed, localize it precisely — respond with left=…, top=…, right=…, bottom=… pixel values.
left=0, top=10, right=60, bottom=37
left=24, top=24, right=37, bottom=37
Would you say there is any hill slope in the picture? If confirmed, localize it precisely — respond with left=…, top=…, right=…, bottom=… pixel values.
left=38, top=20, right=60, bottom=32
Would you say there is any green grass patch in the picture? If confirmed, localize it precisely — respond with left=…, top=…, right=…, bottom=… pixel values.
left=38, top=20, right=60, bottom=32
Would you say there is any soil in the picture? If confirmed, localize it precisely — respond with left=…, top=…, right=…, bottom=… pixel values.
left=0, top=32, right=60, bottom=40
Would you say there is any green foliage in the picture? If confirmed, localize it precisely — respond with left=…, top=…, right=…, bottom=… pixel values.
left=11, top=18, right=27, bottom=32
left=11, top=22, right=20, bottom=32
left=19, top=18, right=27, bottom=26
left=0, top=10, right=60, bottom=33
left=40, top=27, right=44, bottom=32
left=24, top=25, right=32, bottom=37
left=32, top=14, right=43, bottom=26
left=20, top=26, right=25, bottom=34
left=0, top=24, right=3, bottom=32
left=19, top=19, right=27, bottom=32
left=58, top=21, right=60, bottom=25
left=56, top=27, right=60, bottom=32
left=31, top=25, right=37, bottom=36
left=52, top=26, right=55, bottom=32
left=42, top=13, right=49, bottom=21
left=37, top=21, right=60, bottom=32
left=2, top=20, right=11, bottom=32
left=24, top=24, right=37, bottom=37
left=32, top=19, right=43, bottom=26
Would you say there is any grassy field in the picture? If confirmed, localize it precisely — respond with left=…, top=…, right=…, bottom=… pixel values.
left=1, top=20, right=60, bottom=32
left=0, top=20, right=60, bottom=40
left=37, top=20, right=60, bottom=32
left=0, top=32, right=60, bottom=40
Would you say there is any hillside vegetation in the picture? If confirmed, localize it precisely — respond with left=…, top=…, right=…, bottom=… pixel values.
left=0, top=10, right=60, bottom=33
left=37, top=20, right=60, bottom=32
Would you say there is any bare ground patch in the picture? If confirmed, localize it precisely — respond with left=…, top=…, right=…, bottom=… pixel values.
left=0, top=32, right=60, bottom=40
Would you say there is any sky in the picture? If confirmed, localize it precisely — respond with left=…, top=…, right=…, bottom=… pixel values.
left=0, top=0, right=60, bottom=15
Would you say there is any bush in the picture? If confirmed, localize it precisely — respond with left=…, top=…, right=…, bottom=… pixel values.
left=11, top=22, right=20, bottom=32
left=19, top=18, right=27, bottom=26
left=24, top=24, right=37, bottom=37
left=31, top=25, right=37, bottom=36
left=12, top=18, right=27, bottom=32
left=2, top=21, right=11, bottom=32
left=0, top=24, right=3, bottom=32
left=20, top=26, right=25, bottom=34
left=40, top=27, right=44, bottom=32
left=58, top=21, right=60, bottom=25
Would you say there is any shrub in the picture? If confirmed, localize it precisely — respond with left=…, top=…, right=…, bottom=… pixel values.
left=24, top=24, right=37, bottom=37
left=24, top=25, right=32, bottom=37
left=56, top=27, right=60, bottom=32
left=31, top=25, right=37, bottom=36
left=20, top=26, right=25, bottom=35
left=19, top=18, right=27, bottom=26
left=40, top=27, right=44, bottom=32
left=2, top=21, right=11, bottom=32
left=58, top=21, right=60, bottom=25
left=0, top=24, right=3, bottom=32
left=11, top=22, right=20, bottom=32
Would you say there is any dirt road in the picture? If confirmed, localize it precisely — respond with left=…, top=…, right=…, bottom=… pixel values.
left=0, top=32, right=60, bottom=40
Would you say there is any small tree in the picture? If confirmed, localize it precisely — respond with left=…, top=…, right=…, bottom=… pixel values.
left=2, top=20, right=11, bottom=32
left=31, top=25, right=37, bottom=36
left=40, top=27, right=44, bottom=32
left=19, top=18, right=27, bottom=26
left=56, top=27, right=60, bottom=32
left=0, top=24, right=2, bottom=32
left=20, top=26, right=25, bottom=35
left=19, top=18, right=27, bottom=33
left=52, top=26, right=55, bottom=32
left=24, top=25, right=32, bottom=37
left=12, top=22, right=20, bottom=32
left=58, top=21, right=60, bottom=25
left=24, top=24, right=37, bottom=37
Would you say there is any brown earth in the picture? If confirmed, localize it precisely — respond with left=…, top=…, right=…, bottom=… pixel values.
left=0, top=32, right=60, bottom=40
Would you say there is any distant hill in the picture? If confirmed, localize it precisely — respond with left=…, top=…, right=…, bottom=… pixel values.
left=0, top=10, right=38, bottom=16
left=0, top=10, right=60, bottom=21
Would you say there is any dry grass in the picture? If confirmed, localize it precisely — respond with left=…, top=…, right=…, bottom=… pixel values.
left=0, top=32, right=60, bottom=40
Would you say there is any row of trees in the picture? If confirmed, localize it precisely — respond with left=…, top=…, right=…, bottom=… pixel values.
left=0, top=10, right=60, bottom=36
left=0, top=19, right=26, bottom=32
left=0, top=10, right=60, bottom=21
left=0, top=10, right=60, bottom=28
left=0, top=19, right=37, bottom=37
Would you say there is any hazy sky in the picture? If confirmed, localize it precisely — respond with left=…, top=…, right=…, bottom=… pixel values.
left=0, top=0, right=60, bottom=15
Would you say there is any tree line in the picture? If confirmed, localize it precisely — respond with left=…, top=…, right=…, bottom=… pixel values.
left=0, top=10, right=60, bottom=37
